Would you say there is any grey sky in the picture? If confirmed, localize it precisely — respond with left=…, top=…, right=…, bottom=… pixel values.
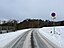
left=0, top=0, right=64, bottom=21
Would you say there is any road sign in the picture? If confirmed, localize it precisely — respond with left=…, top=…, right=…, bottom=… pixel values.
left=50, top=11, right=57, bottom=34
left=51, top=12, right=56, bottom=17
left=51, top=12, right=56, bottom=19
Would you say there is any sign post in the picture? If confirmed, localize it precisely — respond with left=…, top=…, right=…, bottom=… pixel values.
left=51, top=12, right=56, bottom=34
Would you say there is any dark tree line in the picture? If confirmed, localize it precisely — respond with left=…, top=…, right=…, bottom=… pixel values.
left=0, top=19, right=64, bottom=30
left=17, top=19, right=64, bottom=30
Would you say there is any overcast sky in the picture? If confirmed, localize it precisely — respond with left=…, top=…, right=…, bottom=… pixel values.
left=0, top=0, right=64, bottom=21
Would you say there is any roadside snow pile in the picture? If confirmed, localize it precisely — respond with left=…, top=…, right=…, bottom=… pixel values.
left=0, top=29, right=30, bottom=48
left=39, top=26, right=64, bottom=48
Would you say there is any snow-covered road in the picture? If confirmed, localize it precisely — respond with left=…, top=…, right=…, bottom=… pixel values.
left=33, top=29, right=59, bottom=48
left=39, top=26, right=64, bottom=48
left=0, top=29, right=30, bottom=48
left=0, top=26, right=64, bottom=48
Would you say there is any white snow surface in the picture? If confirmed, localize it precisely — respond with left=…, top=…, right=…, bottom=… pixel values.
left=0, top=29, right=30, bottom=48
left=39, top=26, right=64, bottom=48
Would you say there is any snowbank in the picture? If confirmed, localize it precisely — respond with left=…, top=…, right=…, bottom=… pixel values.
left=0, top=29, right=30, bottom=48
left=39, top=26, right=64, bottom=48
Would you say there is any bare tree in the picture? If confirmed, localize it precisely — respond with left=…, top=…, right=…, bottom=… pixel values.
left=2, top=20, right=6, bottom=24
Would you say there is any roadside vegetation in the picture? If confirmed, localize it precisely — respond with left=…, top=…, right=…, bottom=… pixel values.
left=0, top=19, right=64, bottom=30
